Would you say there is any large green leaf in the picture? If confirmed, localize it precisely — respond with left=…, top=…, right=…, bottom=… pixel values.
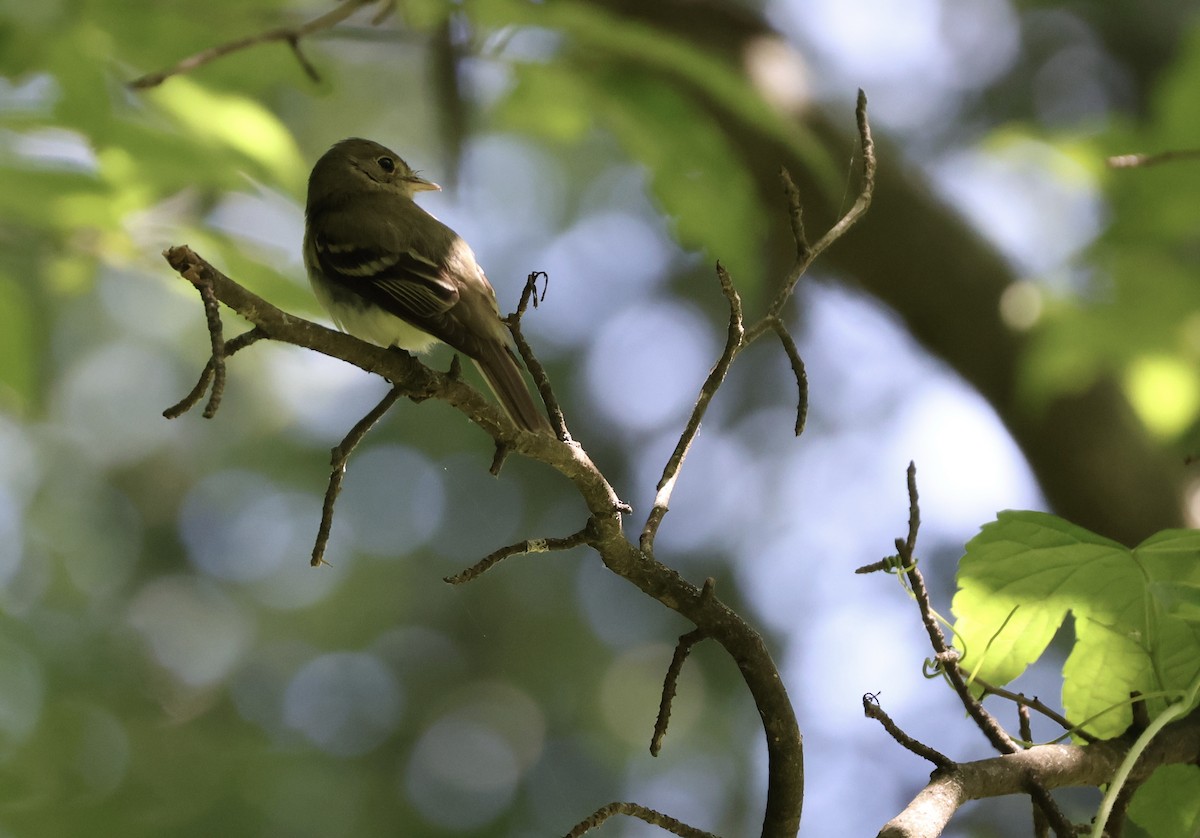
left=951, top=511, right=1200, bottom=738
left=1127, top=765, right=1200, bottom=838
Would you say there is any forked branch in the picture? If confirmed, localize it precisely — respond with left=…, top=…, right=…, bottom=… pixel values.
left=162, top=89, right=876, bottom=838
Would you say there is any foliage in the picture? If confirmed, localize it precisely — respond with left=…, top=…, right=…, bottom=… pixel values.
left=2, top=0, right=1200, bottom=835
left=953, top=511, right=1200, bottom=739
left=952, top=511, right=1200, bottom=835
left=1027, top=27, right=1200, bottom=444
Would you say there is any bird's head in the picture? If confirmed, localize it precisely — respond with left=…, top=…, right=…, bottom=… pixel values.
left=308, top=138, right=441, bottom=206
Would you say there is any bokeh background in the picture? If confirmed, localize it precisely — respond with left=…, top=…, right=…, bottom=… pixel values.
left=2, top=0, right=1198, bottom=835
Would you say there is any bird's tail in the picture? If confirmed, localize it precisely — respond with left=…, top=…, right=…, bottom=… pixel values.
left=473, top=345, right=552, bottom=435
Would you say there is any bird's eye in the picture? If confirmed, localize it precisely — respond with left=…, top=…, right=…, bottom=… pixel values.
left=376, top=156, right=396, bottom=173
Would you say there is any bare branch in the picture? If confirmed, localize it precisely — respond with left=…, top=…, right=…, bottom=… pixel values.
left=444, top=526, right=593, bottom=584
left=641, top=262, right=744, bottom=555
left=195, top=268, right=226, bottom=417
left=565, top=802, right=720, bottom=838
left=766, top=317, right=808, bottom=436
left=311, top=384, right=405, bottom=567
left=863, top=693, right=955, bottom=770
left=1020, top=707, right=1050, bottom=838
left=505, top=271, right=567, bottom=440
left=779, top=166, right=810, bottom=261
left=977, top=678, right=1097, bottom=744
left=163, top=326, right=265, bottom=419
left=128, top=0, right=386, bottom=89
left=891, top=462, right=1020, bottom=754
left=761, top=89, right=875, bottom=323
left=651, top=628, right=707, bottom=757
left=1019, top=777, right=1076, bottom=838
left=651, top=579, right=715, bottom=757
left=879, top=705, right=1200, bottom=837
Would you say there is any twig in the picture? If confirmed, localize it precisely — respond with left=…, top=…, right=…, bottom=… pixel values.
left=445, top=526, right=593, bottom=584
left=879, top=465, right=1084, bottom=835
left=879, top=704, right=1200, bottom=837
left=194, top=269, right=226, bottom=416
left=640, top=262, right=744, bottom=555
left=1020, top=706, right=1050, bottom=838
left=127, top=0, right=385, bottom=89
left=863, top=693, right=955, bottom=770
left=1019, top=700, right=1077, bottom=838
left=505, top=271, right=566, bottom=440
left=311, top=384, right=405, bottom=567
left=1020, top=774, right=1077, bottom=838
left=564, top=802, right=720, bottom=838
left=780, top=166, right=810, bottom=261
left=650, top=579, right=715, bottom=756
left=893, top=463, right=1020, bottom=753
left=977, top=678, right=1097, bottom=744
left=1107, top=148, right=1200, bottom=168
left=163, top=326, right=265, bottom=419
left=651, top=628, right=707, bottom=757
left=766, top=317, right=808, bottom=436
left=759, top=89, right=875, bottom=325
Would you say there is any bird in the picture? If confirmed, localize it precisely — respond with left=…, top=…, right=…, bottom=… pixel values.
left=303, top=138, right=551, bottom=434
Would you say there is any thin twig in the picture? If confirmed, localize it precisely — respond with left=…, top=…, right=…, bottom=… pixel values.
left=1107, top=148, right=1200, bottom=168
left=195, top=270, right=226, bottom=417
left=445, top=526, right=593, bottom=584
left=878, top=469, right=1081, bottom=835
left=766, top=317, right=808, bottom=436
left=758, top=89, right=875, bottom=326
left=895, top=463, right=1020, bottom=754
left=127, top=0, right=384, bottom=89
left=1021, top=774, right=1077, bottom=838
left=285, top=35, right=321, bottom=83
left=640, top=262, right=744, bottom=555
left=780, top=166, right=810, bottom=261
left=977, top=678, right=1097, bottom=744
left=311, top=384, right=404, bottom=567
left=163, top=327, right=265, bottom=419
left=1020, top=706, right=1050, bottom=838
left=651, top=628, right=707, bottom=756
left=564, top=802, right=720, bottom=838
left=863, top=693, right=955, bottom=770
left=650, top=578, right=715, bottom=756
left=505, top=271, right=566, bottom=440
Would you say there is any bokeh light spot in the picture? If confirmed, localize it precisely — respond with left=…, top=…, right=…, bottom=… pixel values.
left=1124, top=355, right=1200, bottom=438
left=283, top=652, right=402, bottom=757
left=339, top=445, right=445, bottom=558
left=585, top=301, right=716, bottom=433
left=403, top=717, right=519, bottom=830
left=180, top=470, right=313, bottom=582
left=127, top=575, right=254, bottom=687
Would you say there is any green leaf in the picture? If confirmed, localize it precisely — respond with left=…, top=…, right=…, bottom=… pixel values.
left=1127, top=765, right=1200, bottom=838
left=1149, top=581, right=1200, bottom=621
left=951, top=511, right=1200, bottom=738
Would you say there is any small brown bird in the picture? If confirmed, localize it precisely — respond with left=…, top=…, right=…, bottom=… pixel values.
left=303, top=138, right=551, bottom=434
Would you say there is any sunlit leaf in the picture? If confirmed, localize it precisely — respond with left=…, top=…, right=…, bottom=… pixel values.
left=952, top=511, right=1200, bottom=738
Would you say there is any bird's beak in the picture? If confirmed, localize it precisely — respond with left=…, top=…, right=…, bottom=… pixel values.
left=408, top=176, right=441, bottom=192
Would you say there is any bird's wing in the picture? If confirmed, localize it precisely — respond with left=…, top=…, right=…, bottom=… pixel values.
left=308, top=195, right=460, bottom=320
